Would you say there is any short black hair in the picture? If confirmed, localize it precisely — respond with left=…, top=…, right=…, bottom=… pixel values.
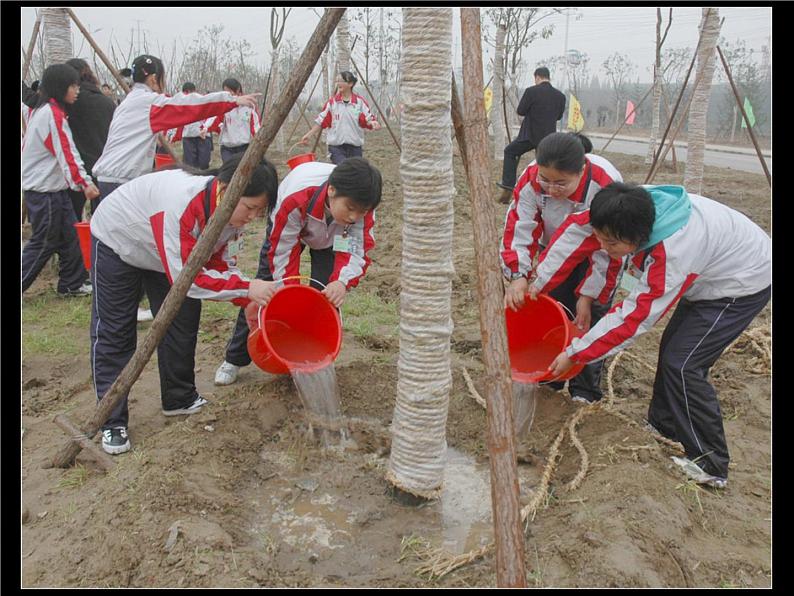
left=328, top=157, right=382, bottom=210
left=536, top=132, right=587, bottom=173
left=37, top=63, right=80, bottom=108
left=338, top=71, right=357, bottom=87
left=534, top=67, right=551, bottom=79
left=101, top=83, right=112, bottom=89
left=131, top=55, right=165, bottom=89
left=222, top=78, right=242, bottom=94
left=182, top=81, right=196, bottom=93
left=65, top=58, right=99, bottom=85
left=215, top=154, right=279, bottom=211
left=589, top=182, right=655, bottom=247
left=30, top=80, right=40, bottom=93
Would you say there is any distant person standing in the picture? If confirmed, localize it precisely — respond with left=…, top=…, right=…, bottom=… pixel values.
left=207, top=78, right=261, bottom=164
left=179, top=82, right=214, bottom=170
left=496, top=67, right=566, bottom=204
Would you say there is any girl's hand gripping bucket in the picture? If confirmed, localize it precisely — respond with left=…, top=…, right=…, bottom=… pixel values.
left=247, top=277, right=342, bottom=374
left=286, top=143, right=316, bottom=171
left=505, top=294, right=586, bottom=383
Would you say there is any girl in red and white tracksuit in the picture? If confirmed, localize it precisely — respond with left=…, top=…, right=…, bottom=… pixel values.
left=533, top=183, right=771, bottom=485
left=501, top=132, right=622, bottom=402
left=92, top=55, right=260, bottom=204
left=88, top=156, right=279, bottom=455
left=299, top=71, right=381, bottom=164
left=21, top=64, right=100, bottom=296
left=214, top=157, right=383, bottom=386
left=207, top=78, right=261, bottom=164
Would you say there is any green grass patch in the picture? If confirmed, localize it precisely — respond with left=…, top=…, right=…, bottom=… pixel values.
left=22, top=293, right=92, bottom=357
left=341, top=291, right=399, bottom=339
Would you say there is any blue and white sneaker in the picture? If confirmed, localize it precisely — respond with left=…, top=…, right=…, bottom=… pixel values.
left=101, top=427, right=131, bottom=455
left=671, top=456, right=727, bottom=489
left=162, top=395, right=209, bottom=417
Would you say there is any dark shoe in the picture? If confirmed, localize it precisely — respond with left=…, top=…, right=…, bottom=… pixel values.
left=571, top=395, right=600, bottom=405
left=542, top=380, right=566, bottom=391
left=57, top=282, right=92, bottom=297
left=162, top=395, right=209, bottom=417
left=101, top=427, right=131, bottom=455
left=495, top=183, right=514, bottom=204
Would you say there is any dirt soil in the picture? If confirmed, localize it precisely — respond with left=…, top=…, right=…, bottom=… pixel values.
left=20, top=133, right=771, bottom=588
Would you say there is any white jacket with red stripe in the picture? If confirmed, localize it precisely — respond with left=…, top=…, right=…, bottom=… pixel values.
left=21, top=100, right=92, bottom=193
left=315, top=93, right=376, bottom=147
left=90, top=169, right=252, bottom=307
left=208, top=105, right=260, bottom=147
left=501, top=154, right=621, bottom=292
left=269, top=161, right=375, bottom=289
left=92, top=83, right=238, bottom=184
left=536, top=189, right=771, bottom=364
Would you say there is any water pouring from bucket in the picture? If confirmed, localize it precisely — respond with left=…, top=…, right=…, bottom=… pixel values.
left=247, top=276, right=347, bottom=446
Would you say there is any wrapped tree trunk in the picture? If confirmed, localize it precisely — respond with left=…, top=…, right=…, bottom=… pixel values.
left=491, top=24, right=507, bottom=160
left=387, top=7, right=454, bottom=500
left=41, top=7, right=72, bottom=67
left=336, top=13, right=351, bottom=74
left=684, top=7, right=721, bottom=193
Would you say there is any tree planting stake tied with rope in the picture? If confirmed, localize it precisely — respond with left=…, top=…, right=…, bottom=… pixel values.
left=48, top=7, right=347, bottom=471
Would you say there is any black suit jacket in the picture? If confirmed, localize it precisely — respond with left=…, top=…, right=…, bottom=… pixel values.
left=515, top=81, right=566, bottom=146
left=65, top=82, right=117, bottom=175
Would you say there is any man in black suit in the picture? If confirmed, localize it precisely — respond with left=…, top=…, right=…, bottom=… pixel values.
left=496, top=67, right=566, bottom=203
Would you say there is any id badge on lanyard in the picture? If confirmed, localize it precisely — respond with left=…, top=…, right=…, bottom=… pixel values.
left=332, top=224, right=356, bottom=254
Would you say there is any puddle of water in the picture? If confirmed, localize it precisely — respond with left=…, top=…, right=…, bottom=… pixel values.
left=290, top=364, right=349, bottom=447
left=268, top=489, right=354, bottom=550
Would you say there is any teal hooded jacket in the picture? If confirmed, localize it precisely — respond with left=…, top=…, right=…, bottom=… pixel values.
left=639, top=185, right=692, bottom=250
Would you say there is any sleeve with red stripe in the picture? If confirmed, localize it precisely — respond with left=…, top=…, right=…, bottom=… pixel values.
left=149, top=91, right=238, bottom=134
left=331, top=210, right=376, bottom=288
left=316, top=99, right=333, bottom=129
left=357, top=97, right=375, bottom=129
left=48, top=102, right=90, bottom=190
left=206, top=115, right=222, bottom=134
left=534, top=211, right=600, bottom=294
left=250, top=109, right=261, bottom=136
left=576, top=250, right=625, bottom=304
left=268, top=195, right=306, bottom=283
left=501, top=178, right=543, bottom=278
left=565, top=242, right=698, bottom=364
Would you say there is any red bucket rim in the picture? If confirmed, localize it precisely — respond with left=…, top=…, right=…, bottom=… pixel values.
left=286, top=153, right=316, bottom=170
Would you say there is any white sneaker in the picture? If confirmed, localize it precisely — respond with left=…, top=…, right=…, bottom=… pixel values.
left=162, top=395, right=209, bottom=417
left=137, top=308, right=154, bottom=322
left=671, top=456, right=728, bottom=489
left=214, top=361, right=240, bottom=386
left=101, top=427, right=131, bottom=455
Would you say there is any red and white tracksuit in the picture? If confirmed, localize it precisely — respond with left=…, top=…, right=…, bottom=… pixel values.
left=90, top=169, right=252, bottom=307
left=21, top=99, right=92, bottom=192
left=501, top=154, right=622, bottom=300
left=92, top=83, right=238, bottom=183
left=314, top=93, right=377, bottom=147
left=268, top=161, right=375, bottom=288
left=208, top=105, right=260, bottom=148
left=535, top=192, right=772, bottom=365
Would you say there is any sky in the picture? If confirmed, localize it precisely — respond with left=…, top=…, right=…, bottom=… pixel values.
left=20, top=6, right=771, bottom=88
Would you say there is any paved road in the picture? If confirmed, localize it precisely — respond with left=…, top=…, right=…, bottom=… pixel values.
left=590, top=136, right=772, bottom=175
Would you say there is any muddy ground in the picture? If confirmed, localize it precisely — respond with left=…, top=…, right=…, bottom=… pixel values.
left=20, top=132, right=771, bottom=588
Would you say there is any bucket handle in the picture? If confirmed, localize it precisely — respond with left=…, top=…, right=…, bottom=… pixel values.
left=287, top=142, right=311, bottom=158
left=256, top=275, right=343, bottom=327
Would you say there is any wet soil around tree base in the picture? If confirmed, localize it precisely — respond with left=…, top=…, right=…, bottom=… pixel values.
left=20, top=134, right=771, bottom=587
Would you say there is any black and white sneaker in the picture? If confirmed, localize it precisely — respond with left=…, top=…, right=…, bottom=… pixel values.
left=162, top=395, right=209, bottom=417
left=101, top=427, right=131, bottom=455
left=58, top=282, right=93, bottom=297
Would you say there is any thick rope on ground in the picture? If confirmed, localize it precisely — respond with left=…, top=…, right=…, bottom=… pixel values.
left=387, top=7, right=455, bottom=499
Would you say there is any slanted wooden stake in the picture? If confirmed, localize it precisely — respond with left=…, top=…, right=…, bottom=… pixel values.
left=459, top=8, right=527, bottom=588
left=349, top=55, right=402, bottom=152
left=65, top=7, right=178, bottom=163
left=22, top=13, right=41, bottom=83
left=47, top=7, right=347, bottom=471
left=450, top=71, right=469, bottom=176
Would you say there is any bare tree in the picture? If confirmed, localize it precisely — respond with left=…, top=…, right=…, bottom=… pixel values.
left=602, top=52, right=636, bottom=125
left=646, top=8, right=673, bottom=164
left=684, top=8, right=721, bottom=194
left=269, top=7, right=292, bottom=152
left=715, top=37, right=768, bottom=141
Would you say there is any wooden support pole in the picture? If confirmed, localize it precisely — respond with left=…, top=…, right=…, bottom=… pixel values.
left=349, top=55, right=402, bottom=152
left=22, top=14, right=41, bottom=83
left=450, top=71, right=470, bottom=176
left=65, top=7, right=179, bottom=163
left=47, top=7, right=347, bottom=471
left=53, top=414, right=117, bottom=472
left=285, top=72, right=323, bottom=147
left=716, top=46, right=771, bottom=186
left=459, top=8, right=527, bottom=588
left=598, top=83, right=655, bottom=154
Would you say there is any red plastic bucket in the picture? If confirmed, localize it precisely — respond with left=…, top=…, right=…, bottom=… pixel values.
left=73, top=222, right=92, bottom=270
left=286, top=143, right=316, bottom=170
left=247, top=284, right=342, bottom=374
left=154, top=153, right=175, bottom=169
left=505, top=294, right=586, bottom=383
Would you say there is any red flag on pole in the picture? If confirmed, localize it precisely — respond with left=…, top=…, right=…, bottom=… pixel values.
left=625, top=100, right=636, bottom=125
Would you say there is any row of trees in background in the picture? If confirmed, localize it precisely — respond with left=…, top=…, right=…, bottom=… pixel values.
left=23, top=7, right=771, bottom=146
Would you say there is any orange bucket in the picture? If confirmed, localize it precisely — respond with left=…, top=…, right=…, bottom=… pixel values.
left=73, top=222, right=92, bottom=270
left=247, top=283, right=342, bottom=374
left=505, top=294, right=586, bottom=383
left=286, top=143, right=316, bottom=170
left=154, top=153, right=175, bottom=169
